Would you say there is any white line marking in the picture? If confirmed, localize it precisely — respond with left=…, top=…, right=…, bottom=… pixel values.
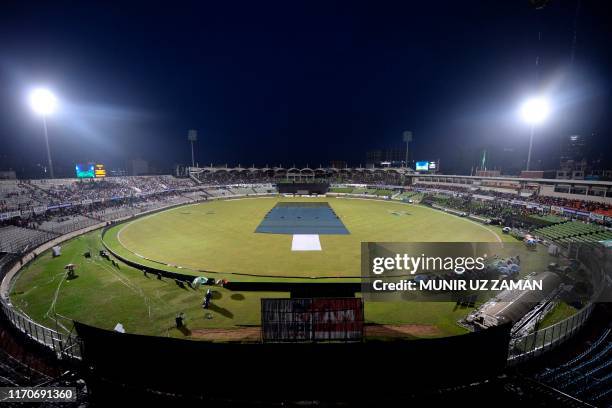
left=418, top=205, right=502, bottom=243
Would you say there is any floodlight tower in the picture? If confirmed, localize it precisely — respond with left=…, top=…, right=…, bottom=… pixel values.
left=29, top=88, right=58, bottom=178
left=188, top=129, right=198, bottom=168
left=520, top=97, right=549, bottom=171
left=403, top=131, right=413, bottom=168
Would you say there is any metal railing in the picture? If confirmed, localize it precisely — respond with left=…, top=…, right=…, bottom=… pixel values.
left=0, top=299, right=81, bottom=360
left=507, top=242, right=608, bottom=364
left=508, top=302, right=595, bottom=364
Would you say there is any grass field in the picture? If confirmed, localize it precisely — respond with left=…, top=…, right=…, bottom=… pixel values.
left=10, top=197, right=542, bottom=342
left=539, top=302, right=578, bottom=328
left=108, top=196, right=507, bottom=278
left=10, top=231, right=279, bottom=340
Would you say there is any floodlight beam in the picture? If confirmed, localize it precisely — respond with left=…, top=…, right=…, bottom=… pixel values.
left=29, top=88, right=58, bottom=178
left=520, top=97, right=550, bottom=171
left=42, top=117, right=54, bottom=178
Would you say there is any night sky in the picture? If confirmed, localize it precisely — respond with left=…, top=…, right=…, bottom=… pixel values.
left=1, top=1, right=611, bottom=177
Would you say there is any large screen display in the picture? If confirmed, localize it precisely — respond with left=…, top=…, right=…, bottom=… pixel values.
left=75, top=163, right=95, bottom=178
left=75, top=163, right=106, bottom=178
left=94, top=164, right=106, bottom=178
left=415, top=161, right=429, bottom=171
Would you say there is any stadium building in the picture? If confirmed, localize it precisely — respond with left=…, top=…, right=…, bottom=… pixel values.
left=2, top=1, right=611, bottom=406
left=0, top=167, right=610, bottom=405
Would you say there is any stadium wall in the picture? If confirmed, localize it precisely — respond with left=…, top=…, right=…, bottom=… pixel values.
left=74, top=320, right=511, bottom=402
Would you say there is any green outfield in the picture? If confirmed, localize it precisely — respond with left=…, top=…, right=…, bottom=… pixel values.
left=106, top=196, right=506, bottom=279
left=10, top=197, right=527, bottom=342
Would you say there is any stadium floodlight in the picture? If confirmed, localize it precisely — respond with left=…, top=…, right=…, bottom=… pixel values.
left=520, top=97, right=549, bottom=125
left=29, top=88, right=58, bottom=178
left=29, top=88, right=58, bottom=116
left=520, top=96, right=550, bottom=171
left=403, top=131, right=412, bottom=168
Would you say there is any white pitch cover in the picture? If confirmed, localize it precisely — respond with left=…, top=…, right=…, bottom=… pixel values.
left=291, top=234, right=322, bottom=251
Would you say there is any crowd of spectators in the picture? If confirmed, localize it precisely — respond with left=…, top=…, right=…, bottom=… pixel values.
left=193, top=169, right=408, bottom=186
left=530, top=195, right=611, bottom=213
left=0, top=206, right=86, bottom=229
left=414, top=183, right=611, bottom=214
left=0, top=182, right=49, bottom=212
left=0, top=176, right=201, bottom=251
left=2, top=174, right=610, bottom=237
left=0, top=189, right=196, bottom=253
left=422, top=194, right=518, bottom=221
left=194, top=171, right=276, bottom=185
left=334, top=173, right=405, bottom=185
left=1, top=176, right=197, bottom=212
left=192, top=171, right=610, bottom=217
left=39, top=175, right=195, bottom=205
